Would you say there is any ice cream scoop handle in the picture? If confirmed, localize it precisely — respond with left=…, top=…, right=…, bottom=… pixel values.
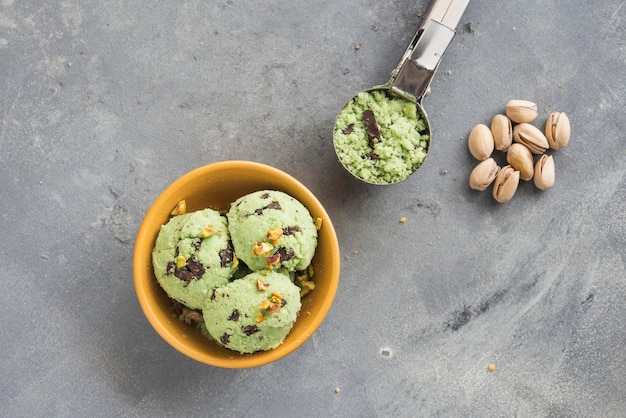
left=388, top=0, right=469, bottom=101
left=419, top=0, right=470, bottom=32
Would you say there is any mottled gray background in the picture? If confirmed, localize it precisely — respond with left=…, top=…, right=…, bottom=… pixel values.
left=1, top=0, right=625, bottom=416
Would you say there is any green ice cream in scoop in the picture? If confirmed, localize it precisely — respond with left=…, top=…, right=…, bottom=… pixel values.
left=334, top=89, right=429, bottom=184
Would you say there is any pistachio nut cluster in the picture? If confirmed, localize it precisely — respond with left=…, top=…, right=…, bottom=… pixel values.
left=468, top=99, right=571, bottom=203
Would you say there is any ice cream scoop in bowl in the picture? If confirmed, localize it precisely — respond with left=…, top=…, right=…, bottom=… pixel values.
left=133, top=161, right=340, bottom=368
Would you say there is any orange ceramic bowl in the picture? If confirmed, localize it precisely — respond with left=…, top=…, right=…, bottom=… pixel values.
left=133, top=161, right=340, bottom=368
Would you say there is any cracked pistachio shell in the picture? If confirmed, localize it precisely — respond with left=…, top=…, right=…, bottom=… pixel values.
left=468, top=123, right=495, bottom=161
left=491, top=114, right=513, bottom=151
left=534, top=154, right=555, bottom=190
left=492, top=165, right=520, bottom=203
left=513, top=123, right=549, bottom=154
left=506, top=143, right=534, bottom=181
left=506, top=99, right=538, bottom=123
left=545, top=112, right=570, bottom=150
left=469, top=158, right=500, bottom=191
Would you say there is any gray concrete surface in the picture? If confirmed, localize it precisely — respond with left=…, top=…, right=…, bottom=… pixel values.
left=1, top=0, right=625, bottom=416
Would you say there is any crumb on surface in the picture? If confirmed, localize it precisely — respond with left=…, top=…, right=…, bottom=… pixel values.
left=399, top=217, right=407, bottom=223
left=335, top=387, right=341, bottom=393
left=488, top=364, right=496, bottom=372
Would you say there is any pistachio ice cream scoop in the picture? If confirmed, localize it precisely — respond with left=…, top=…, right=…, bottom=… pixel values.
left=202, top=271, right=302, bottom=354
left=152, top=208, right=237, bottom=310
left=333, top=0, right=470, bottom=184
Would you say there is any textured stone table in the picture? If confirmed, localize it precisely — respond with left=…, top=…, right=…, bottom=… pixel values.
left=1, top=0, right=625, bottom=416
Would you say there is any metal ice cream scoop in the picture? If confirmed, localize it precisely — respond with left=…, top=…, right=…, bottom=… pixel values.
left=333, top=0, right=470, bottom=185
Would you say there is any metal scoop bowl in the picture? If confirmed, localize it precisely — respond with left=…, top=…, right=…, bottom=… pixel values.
left=333, top=0, right=470, bottom=185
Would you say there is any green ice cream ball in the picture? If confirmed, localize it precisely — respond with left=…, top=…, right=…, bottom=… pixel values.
left=203, top=271, right=302, bottom=353
left=227, top=190, right=318, bottom=272
left=152, top=208, right=237, bottom=310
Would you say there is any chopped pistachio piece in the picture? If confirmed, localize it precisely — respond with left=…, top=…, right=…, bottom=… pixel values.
left=170, top=199, right=187, bottom=216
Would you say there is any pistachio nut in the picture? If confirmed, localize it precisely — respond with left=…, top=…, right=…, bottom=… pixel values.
left=469, top=157, right=500, bottom=191
left=491, top=114, right=512, bottom=151
left=513, top=123, right=549, bottom=154
left=492, top=165, right=520, bottom=203
left=545, top=112, right=570, bottom=150
left=468, top=123, right=495, bottom=161
left=533, top=154, right=555, bottom=190
left=506, top=99, right=538, bottom=123
left=506, top=143, right=534, bottom=181
left=170, top=199, right=187, bottom=216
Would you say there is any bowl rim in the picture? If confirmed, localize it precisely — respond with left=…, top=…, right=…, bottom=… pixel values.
left=133, top=160, right=340, bottom=368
